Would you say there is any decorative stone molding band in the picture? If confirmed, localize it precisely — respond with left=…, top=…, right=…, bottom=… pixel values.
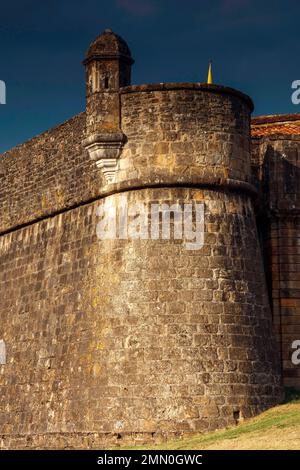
left=97, top=176, right=258, bottom=198
left=0, top=177, right=258, bottom=239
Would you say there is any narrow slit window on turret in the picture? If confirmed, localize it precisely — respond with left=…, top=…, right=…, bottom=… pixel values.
left=104, top=76, right=109, bottom=89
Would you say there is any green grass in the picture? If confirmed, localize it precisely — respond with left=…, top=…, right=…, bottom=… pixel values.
left=118, top=389, right=300, bottom=450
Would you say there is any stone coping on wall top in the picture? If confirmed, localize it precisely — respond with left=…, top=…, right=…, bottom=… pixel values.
left=120, top=82, right=254, bottom=112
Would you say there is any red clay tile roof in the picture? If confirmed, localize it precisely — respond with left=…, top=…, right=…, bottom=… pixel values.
left=251, top=114, right=300, bottom=137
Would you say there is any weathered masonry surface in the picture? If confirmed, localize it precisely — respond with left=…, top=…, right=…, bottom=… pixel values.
left=0, top=29, right=299, bottom=449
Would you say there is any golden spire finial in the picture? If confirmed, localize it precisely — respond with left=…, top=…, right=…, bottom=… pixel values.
left=207, top=60, right=213, bottom=84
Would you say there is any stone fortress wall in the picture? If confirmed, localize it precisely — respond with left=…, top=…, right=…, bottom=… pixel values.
left=1, top=29, right=299, bottom=449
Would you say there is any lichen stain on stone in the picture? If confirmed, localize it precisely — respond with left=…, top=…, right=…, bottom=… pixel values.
left=92, top=363, right=102, bottom=377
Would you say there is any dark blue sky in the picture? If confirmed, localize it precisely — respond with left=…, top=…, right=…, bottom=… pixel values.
left=0, top=0, right=300, bottom=153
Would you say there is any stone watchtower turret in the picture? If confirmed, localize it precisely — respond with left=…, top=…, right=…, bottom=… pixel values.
left=83, top=29, right=134, bottom=182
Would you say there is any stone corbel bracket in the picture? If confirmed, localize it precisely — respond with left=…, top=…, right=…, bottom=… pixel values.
left=83, top=132, right=126, bottom=183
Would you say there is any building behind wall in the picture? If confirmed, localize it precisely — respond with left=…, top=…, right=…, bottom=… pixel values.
left=252, top=114, right=300, bottom=390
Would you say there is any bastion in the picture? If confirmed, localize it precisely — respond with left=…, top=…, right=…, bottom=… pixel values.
left=0, top=29, right=291, bottom=449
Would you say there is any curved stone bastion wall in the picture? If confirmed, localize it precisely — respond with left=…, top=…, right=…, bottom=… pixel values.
left=117, top=84, right=253, bottom=188
left=0, top=84, right=282, bottom=449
